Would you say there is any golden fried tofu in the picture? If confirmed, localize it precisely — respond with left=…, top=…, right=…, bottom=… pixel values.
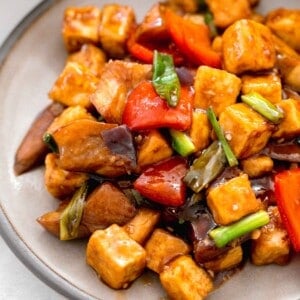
left=99, top=4, right=136, bottom=58
left=47, top=105, right=96, bottom=134
left=62, top=6, right=101, bottom=52
left=241, top=154, right=274, bottom=178
left=251, top=206, right=291, bottom=265
left=219, top=103, right=273, bottom=159
left=123, top=207, right=160, bottom=245
left=48, top=62, right=99, bottom=108
left=189, top=109, right=211, bottom=152
left=204, top=246, right=243, bottom=273
left=44, top=153, right=88, bottom=199
left=136, top=130, right=173, bottom=169
left=145, top=228, right=190, bottom=273
left=207, top=173, right=261, bottom=225
left=206, top=0, right=251, bottom=28
left=272, top=98, right=300, bottom=139
left=160, top=255, right=213, bottom=300
left=222, top=19, right=276, bottom=74
left=194, top=66, right=241, bottom=116
left=265, top=8, right=300, bottom=52
left=168, top=0, right=199, bottom=13
left=67, top=44, right=107, bottom=77
left=86, top=224, right=146, bottom=289
left=91, top=60, right=152, bottom=124
left=241, top=73, right=282, bottom=104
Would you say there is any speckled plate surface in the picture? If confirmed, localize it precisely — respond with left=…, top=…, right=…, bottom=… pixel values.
left=0, top=1, right=299, bottom=299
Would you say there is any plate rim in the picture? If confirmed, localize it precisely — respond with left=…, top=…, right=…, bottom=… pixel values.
left=0, top=1, right=96, bottom=299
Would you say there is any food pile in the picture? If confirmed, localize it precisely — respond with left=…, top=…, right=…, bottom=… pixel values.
left=14, top=0, right=300, bottom=299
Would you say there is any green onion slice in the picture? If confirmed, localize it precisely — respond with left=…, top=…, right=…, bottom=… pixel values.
left=152, top=50, right=180, bottom=107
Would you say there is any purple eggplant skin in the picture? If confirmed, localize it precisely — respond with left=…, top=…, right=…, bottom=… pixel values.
left=14, top=102, right=64, bottom=175
left=101, top=124, right=137, bottom=169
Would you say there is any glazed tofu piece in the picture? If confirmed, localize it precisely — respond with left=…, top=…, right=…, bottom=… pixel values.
left=160, top=255, right=213, bottom=300
left=123, top=207, right=161, bottom=245
left=168, top=0, right=198, bottom=13
left=240, top=155, right=274, bottom=178
left=44, top=153, right=88, bottom=199
left=265, top=8, right=300, bottom=52
left=251, top=206, right=291, bottom=265
left=194, top=66, right=241, bottom=116
left=67, top=44, right=107, bottom=77
left=204, top=246, right=243, bottom=273
left=207, top=173, right=261, bottom=225
left=62, top=6, right=101, bottom=52
left=206, top=0, right=251, bottom=28
left=136, top=130, right=173, bottom=169
left=145, top=228, right=190, bottom=273
left=86, top=224, right=146, bottom=289
left=272, top=99, right=300, bottom=139
left=218, top=103, right=273, bottom=159
left=99, top=4, right=136, bottom=58
left=91, top=60, right=152, bottom=124
left=47, top=105, right=96, bottom=134
left=222, top=19, right=276, bottom=74
left=189, top=109, right=211, bottom=152
left=241, top=73, right=282, bottom=104
left=48, top=62, right=99, bottom=108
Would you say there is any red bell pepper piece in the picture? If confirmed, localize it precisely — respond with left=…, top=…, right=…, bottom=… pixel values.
left=134, top=156, right=188, bottom=207
left=274, top=168, right=300, bottom=252
left=122, top=80, right=193, bottom=131
left=127, top=31, right=186, bottom=65
left=165, top=9, right=221, bottom=68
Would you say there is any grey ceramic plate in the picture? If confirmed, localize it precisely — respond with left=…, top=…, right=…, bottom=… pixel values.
left=0, top=1, right=300, bottom=299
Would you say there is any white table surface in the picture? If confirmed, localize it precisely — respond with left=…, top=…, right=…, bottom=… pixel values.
left=0, top=1, right=65, bottom=299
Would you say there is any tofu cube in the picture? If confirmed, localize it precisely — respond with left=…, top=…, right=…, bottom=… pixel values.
left=86, top=224, right=146, bottom=289
left=194, top=66, right=241, bottom=116
left=67, top=44, right=107, bottom=77
left=62, top=6, right=101, bottom=52
left=145, top=229, right=190, bottom=273
left=99, top=4, right=136, bottom=58
left=241, top=74, right=282, bottom=104
left=207, top=173, right=261, bottom=225
left=47, top=105, right=96, bottom=134
left=251, top=206, right=291, bottom=265
left=137, top=130, right=173, bottom=168
left=123, top=207, right=161, bottom=245
left=241, top=154, right=274, bottom=178
left=44, top=153, right=88, bottom=199
left=189, top=109, right=211, bottom=152
left=219, top=103, right=273, bottom=159
left=272, top=98, right=300, bottom=139
left=206, top=0, right=251, bottom=28
left=222, top=19, right=276, bottom=74
left=160, top=255, right=213, bottom=300
left=48, top=62, right=99, bottom=108
left=204, top=246, right=243, bottom=272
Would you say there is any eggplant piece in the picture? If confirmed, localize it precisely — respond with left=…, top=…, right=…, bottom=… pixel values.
left=14, top=102, right=64, bottom=175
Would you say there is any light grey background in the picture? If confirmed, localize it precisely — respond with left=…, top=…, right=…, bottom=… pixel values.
left=0, top=1, right=65, bottom=299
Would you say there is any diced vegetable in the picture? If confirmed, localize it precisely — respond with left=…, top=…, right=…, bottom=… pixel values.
left=165, top=9, right=221, bottom=68
left=204, top=11, right=218, bottom=38
left=274, top=168, right=300, bottom=252
left=152, top=51, right=180, bottom=107
left=60, top=182, right=89, bottom=240
left=122, top=80, right=192, bottom=131
left=169, top=129, right=196, bottom=157
left=209, top=210, right=270, bottom=248
left=184, top=141, right=226, bottom=193
left=241, top=92, right=284, bottom=124
left=207, top=107, right=238, bottom=167
left=134, top=156, right=188, bottom=207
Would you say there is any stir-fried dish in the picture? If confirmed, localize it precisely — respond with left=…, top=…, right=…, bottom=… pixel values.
left=14, top=0, right=300, bottom=298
